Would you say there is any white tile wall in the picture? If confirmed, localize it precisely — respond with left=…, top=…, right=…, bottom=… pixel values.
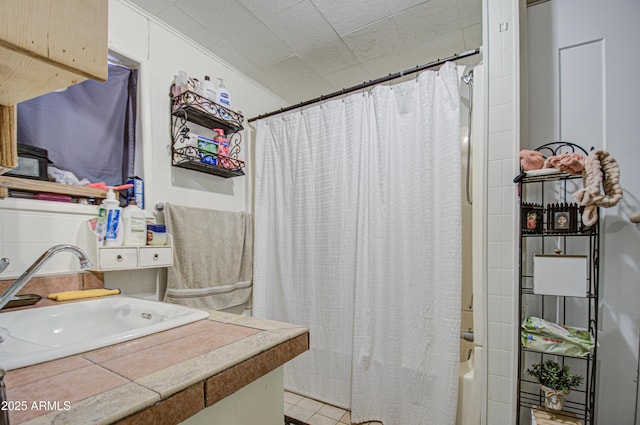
left=485, top=0, right=520, bottom=424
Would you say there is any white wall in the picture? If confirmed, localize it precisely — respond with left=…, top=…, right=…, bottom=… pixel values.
left=0, top=0, right=287, bottom=292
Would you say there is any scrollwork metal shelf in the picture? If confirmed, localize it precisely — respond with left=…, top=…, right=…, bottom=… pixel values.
left=170, top=88, right=245, bottom=178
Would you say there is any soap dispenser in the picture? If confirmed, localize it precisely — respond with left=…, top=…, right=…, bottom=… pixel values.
left=213, top=128, right=230, bottom=168
left=102, top=187, right=123, bottom=246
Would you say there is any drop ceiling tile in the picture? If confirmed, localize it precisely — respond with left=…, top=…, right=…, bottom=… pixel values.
left=156, top=6, right=223, bottom=47
left=360, top=48, right=417, bottom=79
left=385, top=0, right=433, bottom=15
left=264, top=1, right=339, bottom=52
left=394, top=0, right=462, bottom=45
left=207, top=40, right=261, bottom=75
left=298, top=40, right=360, bottom=76
left=457, top=0, right=482, bottom=28
left=323, top=64, right=374, bottom=91
left=463, top=23, right=482, bottom=50
left=310, top=0, right=392, bottom=36
left=237, top=0, right=305, bottom=21
left=129, top=0, right=173, bottom=15
left=222, top=23, right=294, bottom=67
left=342, top=17, right=408, bottom=63
left=173, top=0, right=260, bottom=39
left=406, top=30, right=466, bottom=65
left=259, top=55, right=333, bottom=103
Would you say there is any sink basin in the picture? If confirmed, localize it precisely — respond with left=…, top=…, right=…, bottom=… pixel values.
left=0, top=296, right=209, bottom=370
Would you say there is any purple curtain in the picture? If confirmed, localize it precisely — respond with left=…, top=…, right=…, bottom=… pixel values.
left=17, top=63, right=137, bottom=186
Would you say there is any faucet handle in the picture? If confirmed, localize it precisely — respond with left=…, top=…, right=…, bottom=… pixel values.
left=0, top=259, right=8, bottom=275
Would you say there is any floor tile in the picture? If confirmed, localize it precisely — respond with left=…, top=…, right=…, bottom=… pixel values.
left=285, top=390, right=305, bottom=405
left=308, top=413, right=338, bottom=425
left=298, top=396, right=324, bottom=412
left=339, top=411, right=351, bottom=424
left=318, top=404, right=347, bottom=420
left=287, top=405, right=315, bottom=422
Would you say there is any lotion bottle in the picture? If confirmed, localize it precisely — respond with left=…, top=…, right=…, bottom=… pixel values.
left=122, top=200, right=147, bottom=246
left=216, top=78, right=232, bottom=119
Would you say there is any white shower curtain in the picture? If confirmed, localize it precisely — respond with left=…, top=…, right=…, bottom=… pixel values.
left=254, top=62, right=462, bottom=425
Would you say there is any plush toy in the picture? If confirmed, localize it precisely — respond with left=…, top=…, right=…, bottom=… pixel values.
left=519, top=150, right=545, bottom=171
left=543, top=153, right=585, bottom=175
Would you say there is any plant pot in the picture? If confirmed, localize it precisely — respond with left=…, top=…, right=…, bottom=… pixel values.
left=540, top=385, right=568, bottom=410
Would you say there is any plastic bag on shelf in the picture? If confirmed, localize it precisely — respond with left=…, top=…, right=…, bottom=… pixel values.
left=521, top=316, right=595, bottom=358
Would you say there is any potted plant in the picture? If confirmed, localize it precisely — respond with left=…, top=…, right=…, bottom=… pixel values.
left=526, top=360, right=584, bottom=410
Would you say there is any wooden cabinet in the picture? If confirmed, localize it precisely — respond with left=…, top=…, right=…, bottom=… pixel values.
left=0, top=0, right=108, bottom=171
left=89, top=236, right=174, bottom=271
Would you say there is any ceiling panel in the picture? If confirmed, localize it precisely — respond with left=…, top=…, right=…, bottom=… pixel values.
left=236, top=0, right=304, bottom=21
left=222, top=23, right=294, bottom=67
left=263, top=1, right=340, bottom=52
left=173, top=0, right=259, bottom=39
left=394, top=0, right=463, bottom=46
left=128, top=0, right=483, bottom=104
left=342, top=17, right=410, bottom=64
left=155, top=6, right=224, bottom=47
left=309, top=0, right=392, bottom=36
left=298, top=40, right=360, bottom=76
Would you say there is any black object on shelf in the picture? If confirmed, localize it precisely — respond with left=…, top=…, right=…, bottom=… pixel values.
left=170, top=88, right=245, bottom=178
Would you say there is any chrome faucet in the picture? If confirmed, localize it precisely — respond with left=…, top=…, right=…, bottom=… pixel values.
left=0, top=244, right=92, bottom=310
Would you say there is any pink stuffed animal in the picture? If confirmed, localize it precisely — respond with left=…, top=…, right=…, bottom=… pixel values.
left=519, top=150, right=545, bottom=171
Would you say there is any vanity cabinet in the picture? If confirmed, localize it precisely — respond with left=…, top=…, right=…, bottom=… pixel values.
left=0, top=0, right=108, bottom=171
left=515, top=143, right=598, bottom=424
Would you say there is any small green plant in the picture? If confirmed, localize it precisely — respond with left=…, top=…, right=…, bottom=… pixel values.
left=526, top=360, right=584, bottom=394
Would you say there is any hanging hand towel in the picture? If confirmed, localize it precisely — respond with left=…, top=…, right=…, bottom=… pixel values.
left=164, top=203, right=253, bottom=311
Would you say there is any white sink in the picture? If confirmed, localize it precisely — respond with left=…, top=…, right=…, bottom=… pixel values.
left=0, top=296, right=209, bottom=370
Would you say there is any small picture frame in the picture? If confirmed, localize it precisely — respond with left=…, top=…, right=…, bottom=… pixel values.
left=522, top=204, right=543, bottom=233
left=552, top=211, right=571, bottom=231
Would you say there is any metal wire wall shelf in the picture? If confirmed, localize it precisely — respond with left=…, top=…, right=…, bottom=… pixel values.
left=170, top=88, right=245, bottom=178
left=516, top=142, right=599, bottom=424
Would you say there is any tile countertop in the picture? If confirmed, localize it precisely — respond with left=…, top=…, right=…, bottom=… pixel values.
left=3, top=308, right=309, bottom=425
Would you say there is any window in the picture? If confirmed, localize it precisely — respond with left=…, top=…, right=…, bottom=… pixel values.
left=16, top=62, right=138, bottom=186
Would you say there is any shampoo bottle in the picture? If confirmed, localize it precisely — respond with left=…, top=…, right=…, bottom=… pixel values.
left=103, top=187, right=123, bottom=246
left=216, top=78, right=232, bottom=119
left=122, top=200, right=147, bottom=246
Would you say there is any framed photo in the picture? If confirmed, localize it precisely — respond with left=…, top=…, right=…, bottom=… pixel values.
left=552, top=211, right=571, bottom=231
left=522, top=204, right=543, bottom=233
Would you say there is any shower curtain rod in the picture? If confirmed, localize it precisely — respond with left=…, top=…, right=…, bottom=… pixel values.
left=248, top=47, right=481, bottom=123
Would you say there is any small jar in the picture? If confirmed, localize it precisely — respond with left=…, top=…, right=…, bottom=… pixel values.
left=147, top=224, right=167, bottom=245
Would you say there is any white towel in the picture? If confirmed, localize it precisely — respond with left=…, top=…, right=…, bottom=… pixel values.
left=164, top=203, right=252, bottom=311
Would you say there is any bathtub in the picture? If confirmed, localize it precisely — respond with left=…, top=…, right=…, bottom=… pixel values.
left=457, top=347, right=483, bottom=425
